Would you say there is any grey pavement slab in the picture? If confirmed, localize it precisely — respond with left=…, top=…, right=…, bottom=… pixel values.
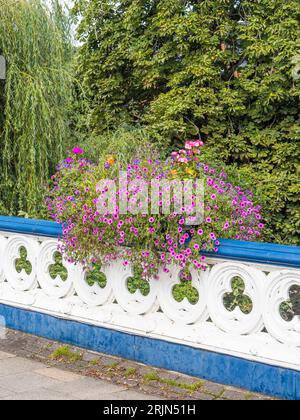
left=0, top=386, right=14, bottom=399
left=46, top=376, right=127, bottom=400
left=114, top=390, right=163, bottom=401
left=0, top=371, right=62, bottom=393
left=35, top=367, right=83, bottom=383
left=0, top=351, right=159, bottom=400
left=2, top=388, right=81, bottom=401
left=0, top=357, right=42, bottom=377
left=0, top=351, right=16, bottom=361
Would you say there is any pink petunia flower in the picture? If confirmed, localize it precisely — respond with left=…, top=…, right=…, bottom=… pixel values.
left=72, top=147, right=84, bottom=155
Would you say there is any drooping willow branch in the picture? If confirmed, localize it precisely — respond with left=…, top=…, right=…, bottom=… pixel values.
left=0, top=0, right=74, bottom=217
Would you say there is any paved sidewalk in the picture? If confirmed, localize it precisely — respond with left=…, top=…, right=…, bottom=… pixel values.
left=0, top=329, right=275, bottom=400
left=0, top=350, right=160, bottom=400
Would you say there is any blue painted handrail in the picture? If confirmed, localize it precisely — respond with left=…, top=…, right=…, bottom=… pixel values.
left=0, top=215, right=299, bottom=268
left=204, top=239, right=300, bottom=269
left=0, top=216, right=62, bottom=238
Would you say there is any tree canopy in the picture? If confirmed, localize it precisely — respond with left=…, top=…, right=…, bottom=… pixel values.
left=74, top=0, right=300, bottom=244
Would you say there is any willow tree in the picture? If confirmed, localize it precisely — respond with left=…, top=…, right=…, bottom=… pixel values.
left=0, top=0, right=73, bottom=217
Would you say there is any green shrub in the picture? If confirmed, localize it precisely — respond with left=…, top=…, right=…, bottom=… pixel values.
left=79, top=125, right=161, bottom=169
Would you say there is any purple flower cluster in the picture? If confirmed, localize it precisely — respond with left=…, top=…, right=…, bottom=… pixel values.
left=47, top=143, right=264, bottom=279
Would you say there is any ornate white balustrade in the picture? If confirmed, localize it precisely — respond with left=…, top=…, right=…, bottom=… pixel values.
left=0, top=230, right=300, bottom=370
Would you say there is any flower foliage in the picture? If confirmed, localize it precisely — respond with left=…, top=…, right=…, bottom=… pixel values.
left=48, top=142, right=264, bottom=279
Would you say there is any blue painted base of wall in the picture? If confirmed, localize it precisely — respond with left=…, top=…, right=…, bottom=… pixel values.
left=0, top=303, right=299, bottom=400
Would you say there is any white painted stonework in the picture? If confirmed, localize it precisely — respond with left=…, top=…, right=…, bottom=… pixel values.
left=0, top=231, right=300, bottom=371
